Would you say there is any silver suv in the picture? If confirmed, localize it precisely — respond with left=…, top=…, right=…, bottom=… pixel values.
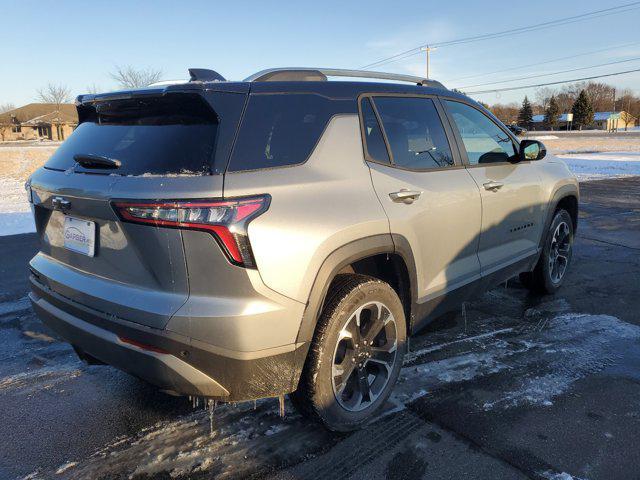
left=27, top=67, right=578, bottom=431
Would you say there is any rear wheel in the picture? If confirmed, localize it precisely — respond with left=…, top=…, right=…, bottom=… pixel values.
left=291, top=274, right=406, bottom=431
left=520, top=209, right=574, bottom=294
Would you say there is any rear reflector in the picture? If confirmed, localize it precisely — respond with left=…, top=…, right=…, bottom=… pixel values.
left=118, top=336, right=170, bottom=355
left=112, top=195, right=270, bottom=268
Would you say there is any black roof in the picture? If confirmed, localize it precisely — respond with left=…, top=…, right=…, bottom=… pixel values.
left=77, top=80, right=470, bottom=105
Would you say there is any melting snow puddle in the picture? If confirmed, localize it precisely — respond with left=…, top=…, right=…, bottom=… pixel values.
left=23, top=309, right=640, bottom=479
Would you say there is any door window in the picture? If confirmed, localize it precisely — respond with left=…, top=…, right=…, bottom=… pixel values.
left=372, top=97, right=454, bottom=170
left=444, top=100, right=517, bottom=165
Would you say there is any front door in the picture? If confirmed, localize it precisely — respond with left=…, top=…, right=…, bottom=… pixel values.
left=442, top=99, right=545, bottom=276
left=361, top=95, right=482, bottom=321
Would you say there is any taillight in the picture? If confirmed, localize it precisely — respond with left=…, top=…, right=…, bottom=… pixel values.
left=112, top=195, right=270, bottom=268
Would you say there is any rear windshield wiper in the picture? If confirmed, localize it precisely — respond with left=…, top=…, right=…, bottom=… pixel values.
left=74, top=154, right=121, bottom=169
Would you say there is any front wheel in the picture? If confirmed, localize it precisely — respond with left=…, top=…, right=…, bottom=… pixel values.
left=520, top=209, right=574, bottom=294
left=291, top=274, right=406, bottom=431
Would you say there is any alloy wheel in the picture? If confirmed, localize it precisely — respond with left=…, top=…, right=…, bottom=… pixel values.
left=331, top=301, right=398, bottom=412
left=548, top=220, right=572, bottom=283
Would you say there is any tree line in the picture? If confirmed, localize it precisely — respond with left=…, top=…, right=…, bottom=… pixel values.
left=0, top=65, right=163, bottom=114
left=487, top=81, right=639, bottom=130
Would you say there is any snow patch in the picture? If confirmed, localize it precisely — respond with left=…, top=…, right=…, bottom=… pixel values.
left=0, top=177, right=34, bottom=236
left=539, top=470, right=589, bottom=480
left=558, top=151, right=640, bottom=180
left=55, top=462, right=77, bottom=474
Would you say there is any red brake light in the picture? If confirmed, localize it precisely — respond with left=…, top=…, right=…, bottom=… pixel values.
left=113, top=195, right=270, bottom=268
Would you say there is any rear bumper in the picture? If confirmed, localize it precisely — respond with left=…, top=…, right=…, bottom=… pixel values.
left=30, top=277, right=309, bottom=401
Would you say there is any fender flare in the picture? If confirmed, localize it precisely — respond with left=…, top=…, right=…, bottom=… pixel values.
left=539, top=184, right=579, bottom=249
left=295, top=234, right=394, bottom=344
left=295, top=233, right=419, bottom=344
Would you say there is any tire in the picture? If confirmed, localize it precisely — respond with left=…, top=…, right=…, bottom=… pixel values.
left=290, top=274, right=407, bottom=431
left=520, top=209, right=574, bottom=294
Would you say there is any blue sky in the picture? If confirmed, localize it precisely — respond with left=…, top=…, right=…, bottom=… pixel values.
left=2, top=0, right=639, bottom=107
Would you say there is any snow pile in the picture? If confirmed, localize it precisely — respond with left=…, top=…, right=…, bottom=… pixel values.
left=558, top=151, right=640, bottom=180
left=0, top=177, right=34, bottom=236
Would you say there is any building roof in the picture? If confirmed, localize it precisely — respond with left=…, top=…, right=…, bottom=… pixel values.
left=0, top=103, right=77, bottom=125
left=594, top=111, right=621, bottom=121
left=532, top=113, right=573, bottom=123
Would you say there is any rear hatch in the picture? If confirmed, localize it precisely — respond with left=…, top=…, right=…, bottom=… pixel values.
left=29, top=87, right=247, bottom=329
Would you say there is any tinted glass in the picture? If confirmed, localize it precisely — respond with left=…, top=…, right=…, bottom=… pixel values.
left=445, top=100, right=517, bottom=165
left=361, top=98, right=390, bottom=164
left=373, top=97, right=454, bottom=170
left=45, top=94, right=220, bottom=176
left=229, top=93, right=335, bottom=171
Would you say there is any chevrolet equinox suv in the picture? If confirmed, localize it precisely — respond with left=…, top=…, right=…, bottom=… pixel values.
left=28, top=67, right=578, bottom=431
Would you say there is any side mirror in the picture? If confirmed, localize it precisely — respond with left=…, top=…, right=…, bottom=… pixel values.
left=520, top=139, right=546, bottom=161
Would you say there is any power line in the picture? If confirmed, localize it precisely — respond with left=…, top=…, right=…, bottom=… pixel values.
left=466, top=68, right=640, bottom=95
left=456, top=56, right=640, bottom=89
left=360, top=2, right=640, bottom=70
left=448, top=41, right=640, bottom=82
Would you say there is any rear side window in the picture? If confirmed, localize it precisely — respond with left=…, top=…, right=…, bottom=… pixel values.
left=360, top=98, right=390, bottom=164
left=372, top=97, right=454, bottom=170
left=228, top=94, right=335, bottom=172
left=46, top=93, right=223, bottom=176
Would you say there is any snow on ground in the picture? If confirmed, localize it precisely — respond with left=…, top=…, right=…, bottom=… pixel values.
left=0, top=177, right=34, bottom=236
left=557, top=151, right=640, bottom=180
left=17, top=298, right=640, bottom=479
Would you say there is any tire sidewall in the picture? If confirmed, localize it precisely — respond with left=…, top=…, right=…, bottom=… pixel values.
left=313, top=280, right=406, bottom=431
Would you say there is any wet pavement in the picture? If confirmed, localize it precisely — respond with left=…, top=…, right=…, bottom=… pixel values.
left=1, top=177, right=639, bottom=480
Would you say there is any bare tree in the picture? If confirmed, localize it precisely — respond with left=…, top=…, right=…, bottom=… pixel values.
left=535, top=87, right=556, bottom=112
left=0, top=103, right=15, bottom=114
left=110, top=65, right=163, bottom=89
left=37, top=83, right=71, bottom=110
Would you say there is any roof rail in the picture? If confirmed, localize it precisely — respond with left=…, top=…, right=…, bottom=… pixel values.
left=244, top=67, right=445, bottom=88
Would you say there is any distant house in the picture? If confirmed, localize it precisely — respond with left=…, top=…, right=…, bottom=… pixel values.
left=530, top=113, right=574, bottom=131
left=593, top=111, right=636, bottom=131
left=0, top=103, right=77, bottom=142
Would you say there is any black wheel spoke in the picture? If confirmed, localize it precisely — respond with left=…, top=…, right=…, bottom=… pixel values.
left=369, top=347, right=395, bottom=367
left=356, top=367, right=371, bottom=402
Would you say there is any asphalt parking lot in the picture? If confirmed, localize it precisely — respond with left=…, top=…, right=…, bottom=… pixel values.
left=1, top=177, right=639, bottom=480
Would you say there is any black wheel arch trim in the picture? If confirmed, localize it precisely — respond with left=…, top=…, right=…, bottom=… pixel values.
left=540, top=185, right=579, bottom=250
left=295, top=234, right=418, bottom=346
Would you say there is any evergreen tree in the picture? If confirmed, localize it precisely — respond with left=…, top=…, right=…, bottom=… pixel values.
left=571, top=90, right=594, bottom=130
left=518, top=96, right=533, bottom=128
left=544, top=95, right=560, bottom=130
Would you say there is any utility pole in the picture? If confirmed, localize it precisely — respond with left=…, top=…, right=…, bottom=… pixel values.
left=421, top=46, right=437, bottom=79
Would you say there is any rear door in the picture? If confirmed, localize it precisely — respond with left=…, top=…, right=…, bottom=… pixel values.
left=362, top=95, right=482, bottom=321
left=441, top=99, right=545, bottom=275
left=29, top=90, right=246, bottom=329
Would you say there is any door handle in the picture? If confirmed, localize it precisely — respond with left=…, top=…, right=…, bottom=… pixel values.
left=389, top=189, right=421, bottom=204
left=483, top=181, right=504, bottom=191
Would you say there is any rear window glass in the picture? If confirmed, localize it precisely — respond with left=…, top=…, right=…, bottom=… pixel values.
left=45, top=94, right=220, bottom=176
left=228, top=93, right=335, bottom=172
